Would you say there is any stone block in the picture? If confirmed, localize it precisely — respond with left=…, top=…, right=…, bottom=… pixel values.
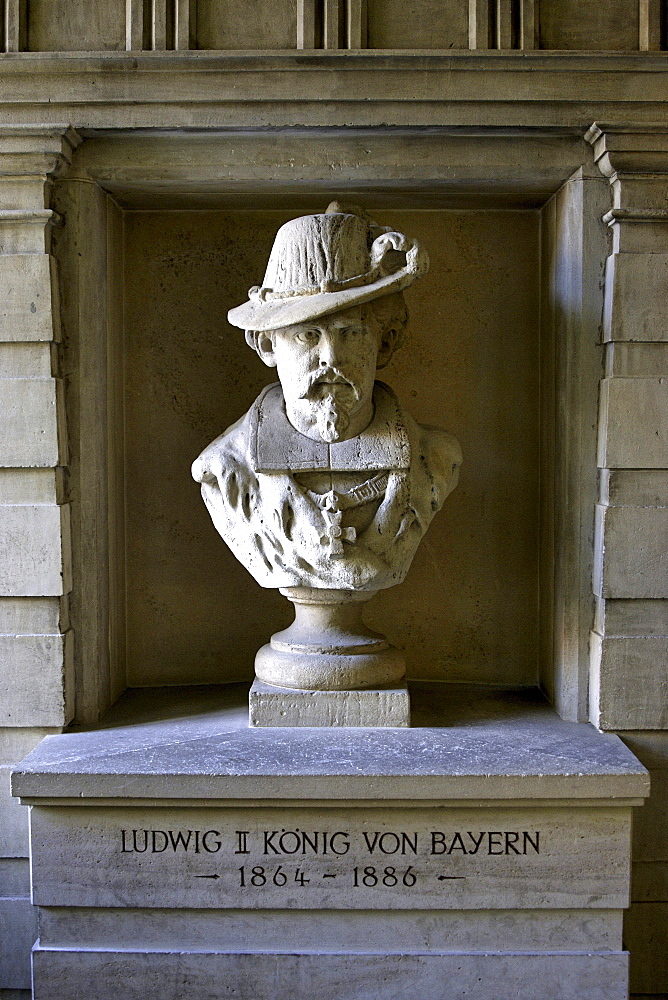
left=0, top=377, right=64, bottom=468
left=594, top=505, right=668, bottom=599
left=598, top=378, right=668, bottom=469
left=590, top=632, right=668, bottom=730
left=0, top=632, right=73, bottom=727
left=0, top=768, right=29, bottom=857
left=0, top=505, right=71, bottom=596
left=249, top=679, right=410, bottom=727
left=0, top=177, right=53, bottom=212
left=604, top=253, right=668, bottom=342
left=0, top=468, right=62, bottom=505
left=0, top=597, right=67, bottom=636
left=595, top=599, right=668, bottom=637
left=625, top=901, right=668, bottom=994
left=17, top=685, right=644, bottom=1000
left=0, top=728, right=58, bottom=767
left=26, top=0, right=126, bottom=53
left=0, top=733, right=54, bottom=860
left=606, top=342, right=668, bottom=378
left=0, top=255, right=56, bottom=342
left=196, top=0, right=296, bottom=49
left=28, top=801, right=632, bottom=910
left=12, top=684, right=648, bottom=804
left=631, top=768, right=668, bottom=862
left=631, top=860, right=668, bottom=901
left=38, top=907, right=623, bottom=954
left=0, top=897, right=36, bottom=990
left=540, top=0, right=638, bottom=51
left=31, top=950, right=630, bottom=1000
left=0, top=859, right=30, bottom=897
left=367, top=0, right=468, bottom=49
left=0, top=342, right=52, bottom=377
left=601, top=469, right=668, bottom=507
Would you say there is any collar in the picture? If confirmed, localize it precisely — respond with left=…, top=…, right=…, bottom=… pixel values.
left=250, top=381, right=411, bottom=473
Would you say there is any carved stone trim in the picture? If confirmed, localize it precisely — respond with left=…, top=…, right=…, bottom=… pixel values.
left=603, top=208, right=668, bottom=224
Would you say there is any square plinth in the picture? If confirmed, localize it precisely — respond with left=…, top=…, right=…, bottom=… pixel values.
left=248, top=679, right=410, bottom=727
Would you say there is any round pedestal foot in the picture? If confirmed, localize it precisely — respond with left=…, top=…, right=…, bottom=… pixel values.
left=254, top=587, right=406, bottom=691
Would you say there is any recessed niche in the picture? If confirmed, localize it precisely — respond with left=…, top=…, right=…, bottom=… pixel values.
left=121, top=208, right=539, bottom=688
left=53, top=132, right=604, bottom=723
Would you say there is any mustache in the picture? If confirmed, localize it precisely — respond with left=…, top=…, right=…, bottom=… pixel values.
left=300, top=367, right=359, bottom=399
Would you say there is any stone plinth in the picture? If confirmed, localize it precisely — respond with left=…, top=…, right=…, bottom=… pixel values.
left=249, top=678, right=410, bottom=727
left=12, top=683, right=648, bottom=1000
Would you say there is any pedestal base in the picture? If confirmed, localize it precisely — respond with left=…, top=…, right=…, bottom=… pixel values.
left=12, top=684, right=649, bottom=1000
left=255, top=587, right=406, bottom=691
left=249, top=678, right=410, bottom=727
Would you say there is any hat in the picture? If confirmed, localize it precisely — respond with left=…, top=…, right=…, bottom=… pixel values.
left=227, top=202, right=429, bottom=332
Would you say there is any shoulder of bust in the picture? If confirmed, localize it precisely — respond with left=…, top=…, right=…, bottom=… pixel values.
left=410, top=421, right=462, bottom=505
left=191, top=409, right=252, bottom=483
left=419, top=424, right=463, bottom=470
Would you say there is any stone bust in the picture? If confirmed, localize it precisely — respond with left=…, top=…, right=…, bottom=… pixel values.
left=192, top=203, right=462, bottom=594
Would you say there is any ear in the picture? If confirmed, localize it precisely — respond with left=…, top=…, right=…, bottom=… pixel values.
left=245, top=330, right=277, bottom=368
left=376, top=328, right=398, bottom=370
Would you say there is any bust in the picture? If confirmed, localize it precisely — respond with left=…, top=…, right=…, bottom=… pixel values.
left=193, top=203, right=461, bottom=713
left=192, top=203, right=462, bottom=594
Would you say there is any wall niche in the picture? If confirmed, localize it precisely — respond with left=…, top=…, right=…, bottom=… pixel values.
left=52, top=131, right=607, bottom=724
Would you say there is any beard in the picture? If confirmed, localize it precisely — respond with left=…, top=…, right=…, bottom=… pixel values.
left=298, top=369, right=361, bottom=443
left=310, top=388, right=355, bottom=443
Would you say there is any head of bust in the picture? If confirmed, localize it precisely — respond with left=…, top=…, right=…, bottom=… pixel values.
left=245, top=292, right=408, bottom=443
left=227, top=203, right=427, bottom=443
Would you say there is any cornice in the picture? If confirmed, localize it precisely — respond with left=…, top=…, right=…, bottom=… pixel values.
left=0, top=52, right=666, bottom=120
left=0, top=51, right=667, bottom=70
left=587, top=121, right=668, bottom=179
left=0, top=54, right=665, bottom=130
left=0, top=125, right=82, bottom=178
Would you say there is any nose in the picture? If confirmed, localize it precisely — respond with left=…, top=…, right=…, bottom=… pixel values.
left=317, top=330, right=343, bottom=367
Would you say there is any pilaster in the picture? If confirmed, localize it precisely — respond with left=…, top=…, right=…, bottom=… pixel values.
left=0, top=126, right=80, bottom=895
left=587, top=124, right=668, bottom=731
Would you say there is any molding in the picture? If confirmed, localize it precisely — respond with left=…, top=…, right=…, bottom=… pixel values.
left=0, top=208, right=61, bottom=223
left=587, top=122, right=668, bottom=180
left=0, top=51, right=666, bottom=69
left=603, top=208, right=668, bottom=225
left=14, top=796, right=649, bottom=808
left=0, top=123, right=79, bottom=135
left=0, top=55, right=665, bottom=130
left=586, top=122, right=668, bottom=139
left=58, top=127, right=597, bottom=211
left=0, top=125, right=82, bottom=180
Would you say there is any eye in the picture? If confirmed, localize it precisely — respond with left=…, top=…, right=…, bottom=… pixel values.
left=295, top=329, right=320, bottom=344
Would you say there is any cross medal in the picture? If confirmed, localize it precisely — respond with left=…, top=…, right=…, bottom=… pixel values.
left=319, top=492, right=357, bottom=558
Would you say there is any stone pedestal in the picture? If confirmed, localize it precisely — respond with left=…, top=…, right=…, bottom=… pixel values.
left=13, top=683, right=648, bottom=1000
left=252, top=587, right=409, bottom=727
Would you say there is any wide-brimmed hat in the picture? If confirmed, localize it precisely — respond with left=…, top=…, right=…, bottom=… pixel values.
left=227, top=202, right=429, bottom=332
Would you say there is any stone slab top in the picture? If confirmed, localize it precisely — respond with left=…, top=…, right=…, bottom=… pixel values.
left=12, top=683, right=648, bottom=804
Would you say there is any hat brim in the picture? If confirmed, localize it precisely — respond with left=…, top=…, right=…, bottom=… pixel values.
left=227, top=263, right=423, bottom=333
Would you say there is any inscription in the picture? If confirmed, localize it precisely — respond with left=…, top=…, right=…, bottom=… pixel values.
left=120, top=828, right=540, bottom=857
left=237, top=863, right=418, bottom=888
left=121, top=829, right=222, bottom=853
left=119, top=826, right=540, bottom=895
